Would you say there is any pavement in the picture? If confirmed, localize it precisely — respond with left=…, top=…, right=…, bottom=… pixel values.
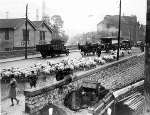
left=0, top=54, right=41, bottom=63
left=0, top=50, right=79, bottom=64
left=1, top=94, right=27, bottom=115
left=0, top=53, right=41, bottom=115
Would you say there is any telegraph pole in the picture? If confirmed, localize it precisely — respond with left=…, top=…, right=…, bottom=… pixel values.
left=25, top=4, right=28, bottom=59
left=117, top=0, right=121, bottom=60
left=144, top=0, right=150, bottom=114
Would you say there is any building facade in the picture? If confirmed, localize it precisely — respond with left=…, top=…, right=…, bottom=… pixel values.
left=97, top=15, right=145, bottom=44
left=33, top=21, right=53, bottom=45
left=0, top=18, right=53, bottom=51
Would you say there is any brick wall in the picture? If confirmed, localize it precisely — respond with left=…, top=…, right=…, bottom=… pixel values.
left=24, top=53, right=145, bottom=114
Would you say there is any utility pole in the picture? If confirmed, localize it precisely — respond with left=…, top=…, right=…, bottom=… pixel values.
left=129, top=29, right=131, bottom=42
left=25, top=4, right=28, bottom=59
left=117, top=0, right=121, bottom=60
left=144, top=0, right=150, bottom=114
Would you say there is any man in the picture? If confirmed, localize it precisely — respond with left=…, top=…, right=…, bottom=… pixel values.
left=140, top=42, right=144, bottom=52
left=9, top=74, right=19, bottom=106
left=29, top=71, right=38, bottom=88
left=97, top=45, right=102, bottom=57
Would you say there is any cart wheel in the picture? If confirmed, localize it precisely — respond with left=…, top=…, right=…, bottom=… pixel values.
left=42, top=55, right=46, bottom=58
left=66, top=52, right=69, bottom=56
left=51, top=54, right=55, bottom=58
left=80, top=52, right=83, bottom=56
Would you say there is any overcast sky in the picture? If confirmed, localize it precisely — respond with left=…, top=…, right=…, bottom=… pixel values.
left=0, top=0, right=146, bottom=37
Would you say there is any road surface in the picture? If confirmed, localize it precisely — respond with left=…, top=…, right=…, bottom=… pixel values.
left=1, top=47, right=142, bottom=100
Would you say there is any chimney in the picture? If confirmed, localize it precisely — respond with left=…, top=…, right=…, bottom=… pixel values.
left=6, top=11, right=9, bottom=19
left=36, top=9, right=39, bottom=21
left=42, top=0, right=46, bottom=19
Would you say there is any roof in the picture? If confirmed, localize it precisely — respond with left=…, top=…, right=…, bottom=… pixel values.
left=32, top=21, right=53, bottom=33
left=100, top=36, right=118, bottom=39
left=123, top=93, right=144, bottom=112
left=0, top=18, right=36, bottom=30
left=32, top=21, right=43, bottom=28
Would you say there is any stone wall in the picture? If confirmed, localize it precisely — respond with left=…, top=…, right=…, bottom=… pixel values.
left=24, top=53, right=145, bottom=114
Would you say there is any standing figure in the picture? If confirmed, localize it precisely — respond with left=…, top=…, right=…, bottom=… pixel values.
left=40, top=66, right=46, bottom=82
left=140, top=42, right=144, bottom=52
left=97, top=45, right=102, bottom=57
left=29, top=71, right=38, bottom=88
left=9, top=74, right=19, bottom=106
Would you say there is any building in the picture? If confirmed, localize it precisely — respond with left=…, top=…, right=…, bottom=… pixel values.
left=0, top=18, right=36, bottom=51
left=32, top=21, right=53, bottom=45
left=97, top=15, right=145, bottom=44
left=0, top=18, right=54, bottom=51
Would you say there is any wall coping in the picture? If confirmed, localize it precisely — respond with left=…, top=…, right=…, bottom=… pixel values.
left=113, top=80, right=144, bottom=98
left=24, top=53, right=144, bottom=97
left=24, top=77, right=71, bottom=97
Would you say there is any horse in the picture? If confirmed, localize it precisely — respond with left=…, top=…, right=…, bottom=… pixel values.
left=78, top=43, right=98, bottom=56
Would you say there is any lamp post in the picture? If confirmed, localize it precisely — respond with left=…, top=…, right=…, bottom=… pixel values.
left=25, top=4, right=28, bottom=59
left=117, top=0, right=121, bottom=60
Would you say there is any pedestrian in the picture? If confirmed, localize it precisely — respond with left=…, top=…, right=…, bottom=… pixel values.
left=40, top=66, right=46, bottom=82
left=8, top=74, right=19, bottom=106
left=140, top=43, right=144, bottom=52
left=97, top=45, right=102, bottom=57
left=29, top=71, right=38, bottom=88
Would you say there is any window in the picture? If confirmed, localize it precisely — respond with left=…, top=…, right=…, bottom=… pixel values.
left=5, top=31, right=9, bottom=40
left=106, top=24, right=110, bottom=28
left=40, top=31, right=45, bottom=40
left=23, top=30, right=29, bottom=41
left=21, top=41, right=30, bottom=46
left=5, top=48, right=10, bottom=51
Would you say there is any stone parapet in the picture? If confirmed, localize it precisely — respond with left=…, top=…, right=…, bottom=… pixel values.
left=24, top=53, right=144, bottom=114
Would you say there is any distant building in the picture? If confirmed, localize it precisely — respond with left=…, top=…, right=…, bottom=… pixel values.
left=97, top=15, right=145, bottom=44
left=0, top=18, right=54, bottom=51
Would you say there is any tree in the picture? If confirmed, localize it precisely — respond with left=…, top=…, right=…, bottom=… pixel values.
left=51, top=15, right=68, bottom=43
left=51, top=15, right=64, bottom=29
left=61, top=32, right=69, bottom=43
left=42, top=15, right=50, bottom=25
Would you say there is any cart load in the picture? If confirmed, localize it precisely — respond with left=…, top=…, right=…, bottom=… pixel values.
left=36, top=39, right=69, bottom=58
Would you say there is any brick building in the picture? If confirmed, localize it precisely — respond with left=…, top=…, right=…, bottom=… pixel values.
left=97, top=15, right=145, bottom=44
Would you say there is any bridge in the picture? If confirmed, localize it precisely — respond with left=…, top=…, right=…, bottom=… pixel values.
left=24, top=53, right=145, bottom=115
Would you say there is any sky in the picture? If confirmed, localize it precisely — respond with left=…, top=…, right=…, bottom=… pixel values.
left=0, top=0, right=146, bottom=37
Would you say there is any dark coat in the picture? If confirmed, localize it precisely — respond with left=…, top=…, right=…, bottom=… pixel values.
left=29, top=74, right=38, bottom=85
left=97, top=46, right=102, bottom=57
left=9, top=78, right=17, bottom=98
